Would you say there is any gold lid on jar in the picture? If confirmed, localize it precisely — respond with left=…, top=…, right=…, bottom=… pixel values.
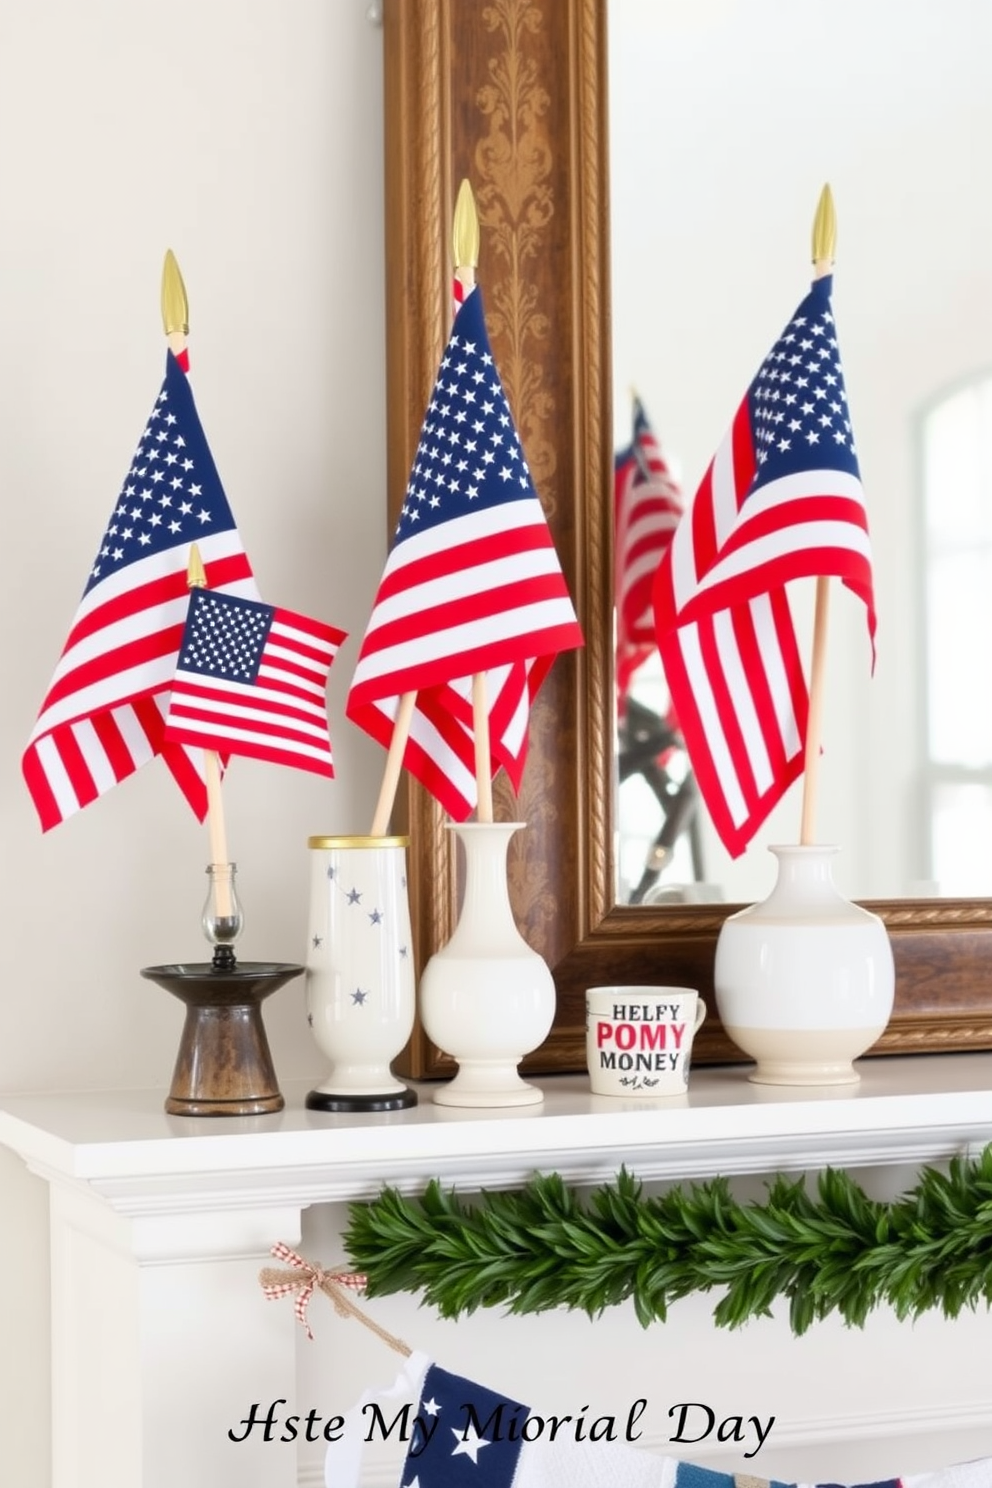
left=307, top=835, right=410, bottom=850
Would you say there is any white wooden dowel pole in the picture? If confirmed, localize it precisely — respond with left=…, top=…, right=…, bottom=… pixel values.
left=452, top=181, right=494, bottom=823
left=797, top=185, right=837, bottom=847
left=369, top=691, right=417, bottom=836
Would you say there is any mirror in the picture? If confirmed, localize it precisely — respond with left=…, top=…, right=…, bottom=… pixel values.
left=382, top=0, right=992, bottom=1079
left=609, top=0, right=992, bottom=908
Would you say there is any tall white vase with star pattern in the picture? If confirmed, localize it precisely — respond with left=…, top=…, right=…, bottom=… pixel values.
left=305, top=835, right=417, bottom=1111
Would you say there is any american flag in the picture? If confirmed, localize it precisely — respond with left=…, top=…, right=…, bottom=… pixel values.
left=353, top=1356, right=978, bottom=1488
left=163, top=589, right=344, bottom=777
left=22, top=352, right=256, bottom=830
left=346, top=283, right=583, bottom=819
left=330, top=1355, right=673, bottom=1488
left=614, top=397, right=682, bottom=707
left=394, top=1361, right=531, bottom=1488
left=652, top=274, right=876, bottom=858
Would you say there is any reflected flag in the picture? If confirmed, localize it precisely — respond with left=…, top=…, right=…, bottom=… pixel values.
left=614, top=397, right=682, bottom=707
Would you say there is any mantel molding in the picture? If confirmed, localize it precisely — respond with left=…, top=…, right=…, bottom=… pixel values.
left=3, top=1056, right=992, bottom=1222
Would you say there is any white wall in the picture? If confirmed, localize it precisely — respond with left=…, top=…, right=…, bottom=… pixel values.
left=0, top=3, right=386, bottom=1481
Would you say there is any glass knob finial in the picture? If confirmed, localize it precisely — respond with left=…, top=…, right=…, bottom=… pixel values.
left=202, top=863, right=243, bottom=971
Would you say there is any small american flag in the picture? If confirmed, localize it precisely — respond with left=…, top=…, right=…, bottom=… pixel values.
left=614, top=397, right=682, bottom=707
left=162, top=588, right=344, bottom=777
left=653, top=274, right=876, bottom=858
left=346, top=283, right=583, bottom=819
left=22, top=352, right=256, bottom=830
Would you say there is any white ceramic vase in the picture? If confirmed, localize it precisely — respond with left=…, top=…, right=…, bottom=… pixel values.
left=419, top=821, right=556, bottom=1108
left=714, top=844, right=895, bottom=1086
left=304, top=835, right=416, bottom=1111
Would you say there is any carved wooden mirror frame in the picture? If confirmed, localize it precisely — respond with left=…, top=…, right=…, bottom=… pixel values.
left=383, top=0, right=992, bottom=1078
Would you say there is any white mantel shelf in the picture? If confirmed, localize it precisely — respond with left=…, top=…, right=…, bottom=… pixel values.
left=2, top=1053, right=991, bottom=1212
left=4, top=1054, right=992, bottom=1488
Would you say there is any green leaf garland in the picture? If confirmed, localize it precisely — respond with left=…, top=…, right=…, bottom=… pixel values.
left=343, top=1147, right=992, bottom=1336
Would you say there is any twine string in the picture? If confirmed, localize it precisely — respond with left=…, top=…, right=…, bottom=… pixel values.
left=259, top=1242, right=410, bottom=1355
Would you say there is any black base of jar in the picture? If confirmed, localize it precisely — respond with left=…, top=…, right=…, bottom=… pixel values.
left=305, top=1086, right=418, bottom=1112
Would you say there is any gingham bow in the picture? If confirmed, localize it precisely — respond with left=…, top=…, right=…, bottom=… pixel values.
left=260, top=1242, right=367, bottom=1341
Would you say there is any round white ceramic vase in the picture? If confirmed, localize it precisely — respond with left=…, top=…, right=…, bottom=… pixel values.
left=419, top=821, right=556, bottom=1108
left=714, top=844, right=895, bottom=1086
left=305, top=835, right=416, bottom=1111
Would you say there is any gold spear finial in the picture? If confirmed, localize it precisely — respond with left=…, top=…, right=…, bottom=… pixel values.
left=186, top=543, right=207, bottom=590
left=452, top=178, right=480, bottom=274
left=161, top=249, right=190, bottom=337
left=811, top=183, right=837, bottom=271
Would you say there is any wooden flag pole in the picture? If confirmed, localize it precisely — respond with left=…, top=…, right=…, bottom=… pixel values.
left=799, top=185, right=837, bottom=846
left=162, top=251, right=234, bottom=913
left=369, top=691, right=416, bottom=836
left=453, top=179, right=494, bottom=824
left=471, top=671, right=493, bottom=823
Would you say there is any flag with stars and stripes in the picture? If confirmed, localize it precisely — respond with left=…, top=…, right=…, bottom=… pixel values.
left=22, top=351, right=257, bottom=830
left=346, top=283, right=583, bottom=820
left=325, top=1352, right=991, bottom=1488
left=614, top=396, right=683, bottom=708
left=652, top=274, right=876, bottom=858
left=163, top=588, right=345, bottom=777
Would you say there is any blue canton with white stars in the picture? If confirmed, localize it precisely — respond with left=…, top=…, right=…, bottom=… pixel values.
left=86, top=352, right=238, bottom=593
left=396, top=288, right=537, bottom=542
left=401, top=1363, right=528, bottom=1488
left=179, top=590, right=273, bottom=685
left=748, top=275, right=860, bottom=488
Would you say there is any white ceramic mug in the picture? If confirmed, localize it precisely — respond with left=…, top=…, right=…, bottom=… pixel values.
left=585, top=986, right=706, bottom=1097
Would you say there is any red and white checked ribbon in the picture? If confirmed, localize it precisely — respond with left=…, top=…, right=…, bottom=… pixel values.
left=261, top=1242, right=367, bottom=1341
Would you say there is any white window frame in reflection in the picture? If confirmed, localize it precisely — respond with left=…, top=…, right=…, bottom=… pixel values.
left=921, top=373, right=992, bottom=896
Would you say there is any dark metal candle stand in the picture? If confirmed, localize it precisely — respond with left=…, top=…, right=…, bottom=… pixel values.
left=142, top=947, right=303, bottom=1117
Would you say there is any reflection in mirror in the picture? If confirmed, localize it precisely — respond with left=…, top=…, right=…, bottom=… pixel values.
left=614, top=398, right=706, bottom=904
left=609, top=0, right=992, bottom=906
left=922, top=375, right=992, bottom=888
